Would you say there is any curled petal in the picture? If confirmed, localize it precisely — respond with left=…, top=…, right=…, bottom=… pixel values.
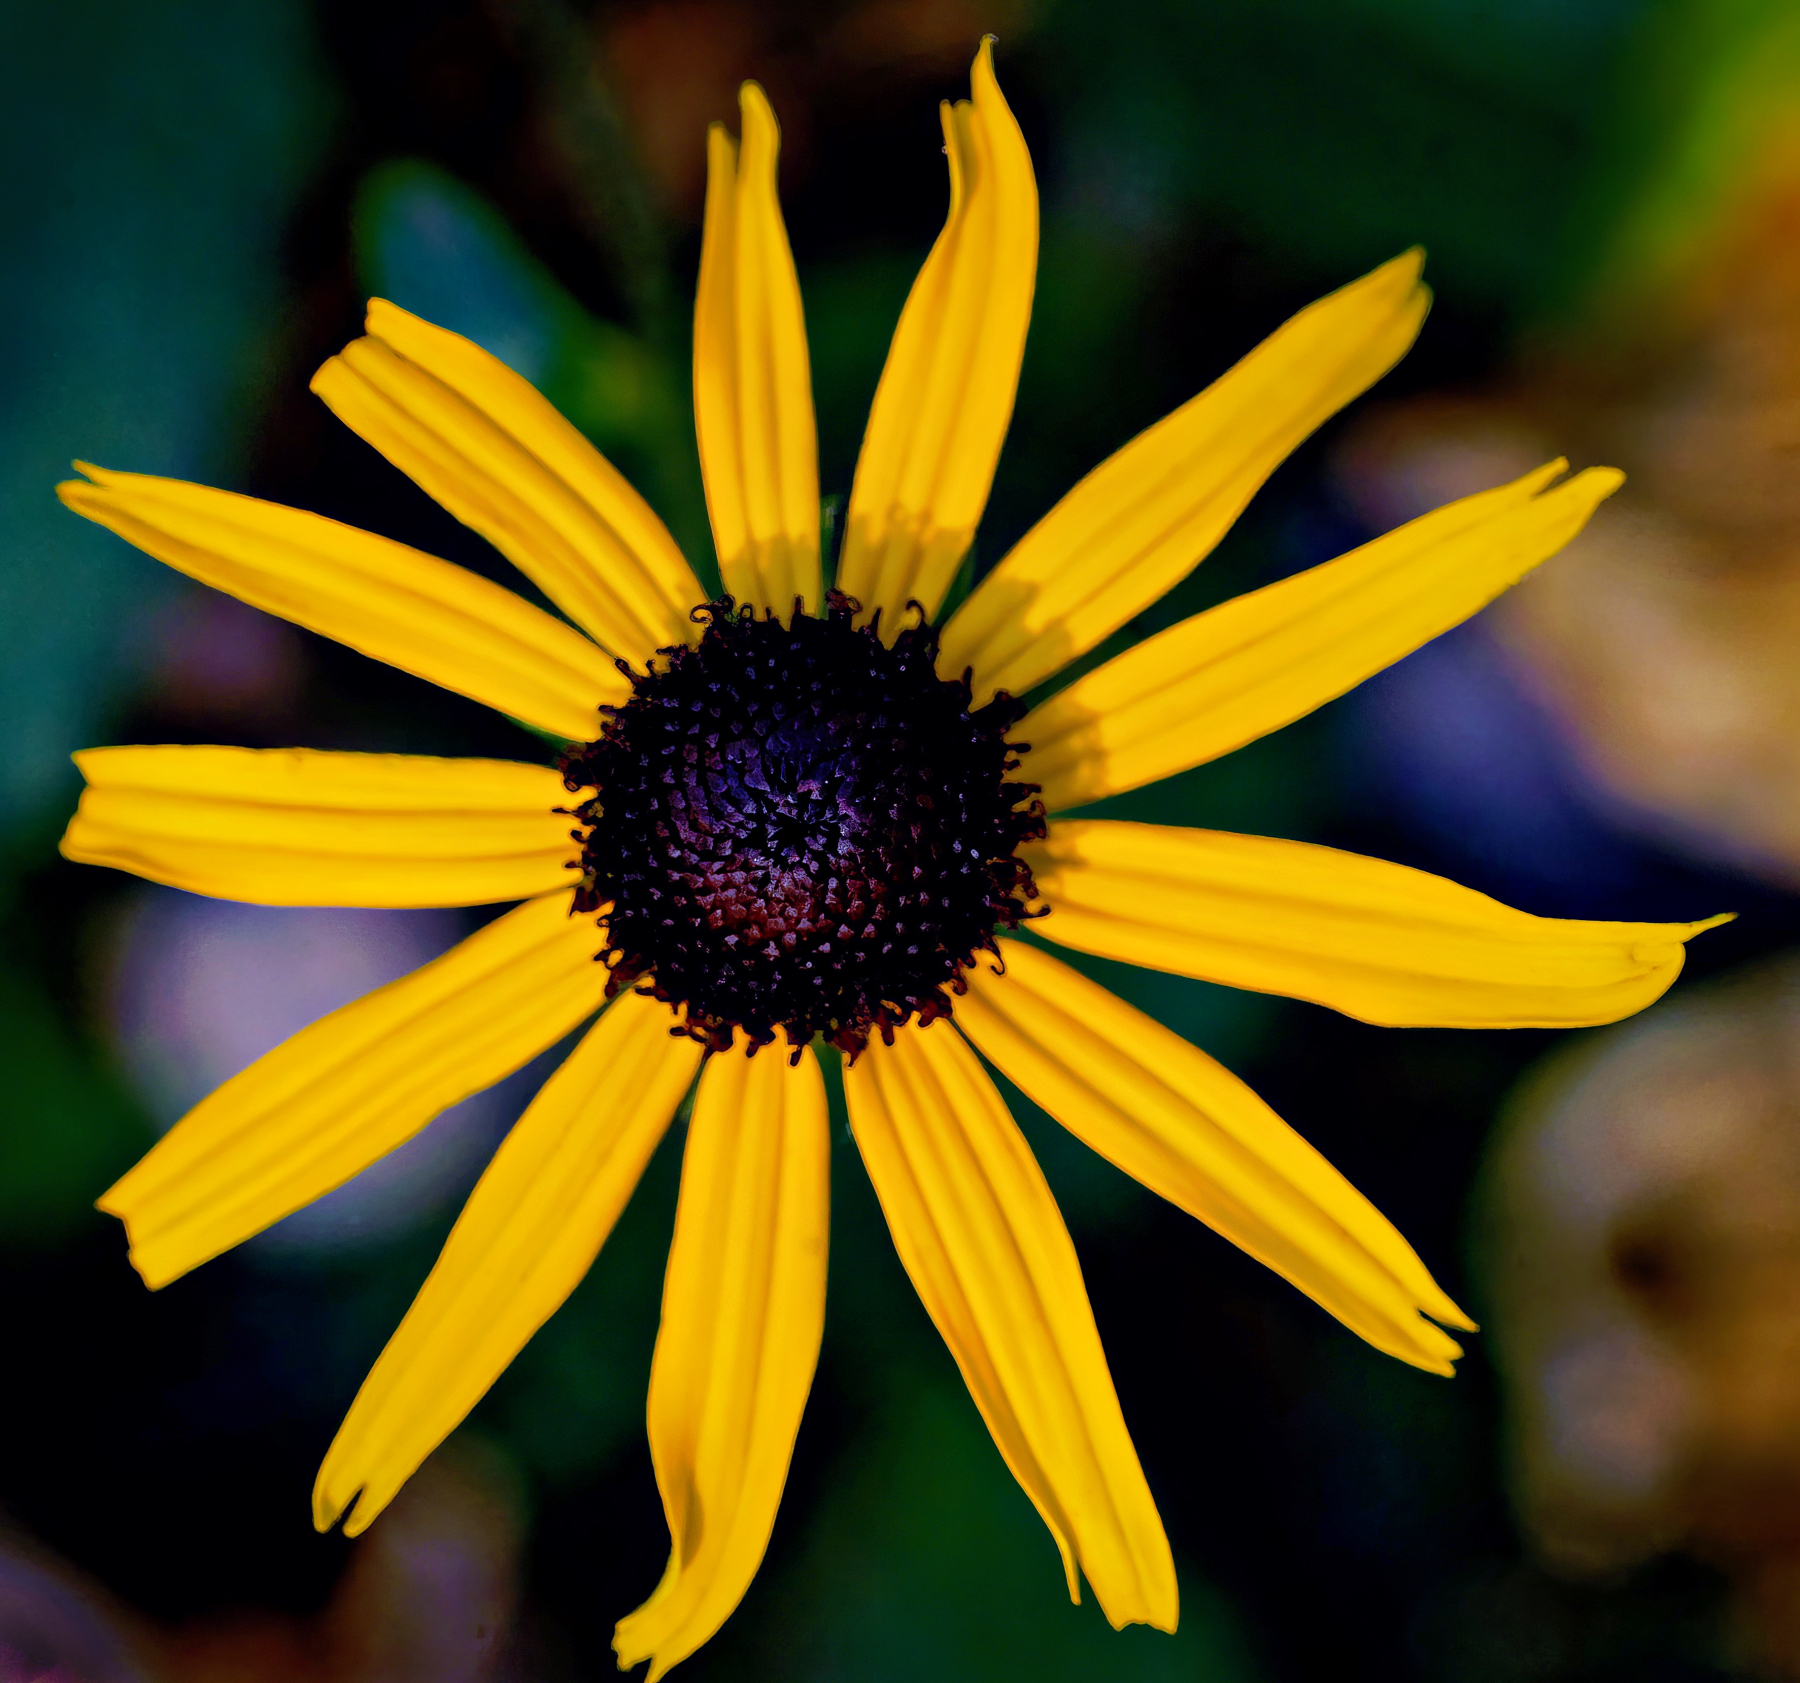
left=316, top=992, right=701, bottom=1537
left=956, top=939, right=1472, bottom=1372
left=838, top=38, right=1037, bottom=627
left=100, top=890, right=610, bottom=1288
left=616, top=1042, right=829, bottom=1679
left=313, top=300, right=702, bottom=663
left=843, top=1022, right=1176, bottom=1632
left=1023, top=462, right=1622, bottom=810
left=693, top=85, right=820, bottom=618
left=941, top=251, right=1429, bottom=704
left=1027, top=820, right=1730, bottom=1028
left=63, top=745, right=575, bottom=908
left=60, top=466, right=625, bottom=740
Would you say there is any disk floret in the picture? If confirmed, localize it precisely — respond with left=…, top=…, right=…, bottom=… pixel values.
left=558, top=594, right=1045, bottom=1057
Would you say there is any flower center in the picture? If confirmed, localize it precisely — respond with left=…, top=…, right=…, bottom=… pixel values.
left=558, top=595, right=1045, bottom=1058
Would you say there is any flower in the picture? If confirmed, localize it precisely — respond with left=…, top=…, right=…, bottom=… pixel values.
left=57, top=39, right=1724, bottom=1677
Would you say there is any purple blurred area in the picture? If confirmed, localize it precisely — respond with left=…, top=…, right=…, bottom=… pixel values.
left=102, top=893, right=519, bottom=1259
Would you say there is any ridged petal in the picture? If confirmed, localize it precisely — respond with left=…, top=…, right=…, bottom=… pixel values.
left=843, top=1022, right=1176, bottom=1631
left=315, top=992, right=701, bottom=1537
left=616, top=1042, right=829, bottom=1680
left=312, top=300, right=702, bottom=664
left=956, top=940, right=1471, bottom=1371
left=1023, top=462, right=1622, bottom=810
left=837, top=38, right=1037, bottom=627
left=940, top=252, right=1430, bottom=704
left=99, top=889, right=610, bottom=1288
left=58, top=466, right=624, bottom=740
left=62, top=745, right=575, bottom=908
left=693, top=84, right=820, bottom=618
left=1028, top=821, right=1730, bottom=1028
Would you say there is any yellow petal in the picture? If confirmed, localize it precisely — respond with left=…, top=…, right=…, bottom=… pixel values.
left=99, top=889, right=610, bottom=1288
left=692, top=85, right=820, bottom=618
left=837, top=38, right=1037, bottom=628
left=61, top=745, right=576, bottom=908
left=312, top=300, right=703, bottom=664
left=940, top=252, right=1431, bottom=704
left=1028, top=820, right=1731, bottom=1029
left=842, top=1022, right=1176, bottom=1632
left=616, top=1041, right=829, bottom=1680
left=59, top=467, right=624, bottom=741
left=315, top=991, right=700, bottom=1538
left=1023, top=462, right=1623, bottom=810
left=955, top=939, right=1472, bottom=1372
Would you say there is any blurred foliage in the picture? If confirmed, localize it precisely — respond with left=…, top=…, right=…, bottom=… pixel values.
left=352, top=157, right=713, bottom=574
left=0, top=955, right=145, bottom=1244
left=0, top=0, right=330, bottom=837
left=1563, top=0, right=1800, bottom=322
left=1034, top=0, right=1647, bottom=314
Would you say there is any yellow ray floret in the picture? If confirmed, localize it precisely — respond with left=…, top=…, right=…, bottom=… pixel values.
left=838, top=37, right=1037, bottom=627
left=1023, top=461, right=1622, bottom=810
left=100, top=889, right=609, bottom=1289
left=316, top=992, right=702, bottom=1538
left=693, top=83, right=820, bottom=618
left=941, top=249, right=1431, bottom=705
left=61, top=746, right=575, bottom=908
left=1026, top=821, right=1731, bottom=1028
left=58, top=466, right=625, bottom=740
left=955, top=940, right=1472, bottom=1372
left=844, top=1022, right=1178, bottom=1634
left=617, top=1042, right=829, bottom=1681
left=313, top=299, right=702, bottom=664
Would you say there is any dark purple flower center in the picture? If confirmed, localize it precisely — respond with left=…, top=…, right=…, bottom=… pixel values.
left=558, top=594, right=1045, bottom=1058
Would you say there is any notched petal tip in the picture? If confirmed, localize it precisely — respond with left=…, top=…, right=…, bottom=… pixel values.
left=96, top=1205, right=174, bottom=1293
left=313, top=1476, right=378, bottom=1538
left=56, top=475, right=103, bottom=513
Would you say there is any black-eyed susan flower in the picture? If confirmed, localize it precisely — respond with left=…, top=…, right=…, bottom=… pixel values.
left=58, top=39, right=1725, bottom=1677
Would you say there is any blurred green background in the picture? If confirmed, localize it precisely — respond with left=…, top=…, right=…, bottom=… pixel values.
left=6, top=1, right=1800, bottom=1679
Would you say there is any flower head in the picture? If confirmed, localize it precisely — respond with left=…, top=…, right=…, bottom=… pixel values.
left=57, top=38, right=1725, bottom=1676
left=558, top=592, right=1046, bottom=1057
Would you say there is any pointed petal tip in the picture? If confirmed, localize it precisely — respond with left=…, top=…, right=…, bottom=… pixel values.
left=1392, top=244, right=1426, bottom=279
left=971, top=32, right=1007, bottom=100
left=738, top=78, right=775, bottom=128
left=1436, top=1301, right=1480, bottom=1335
left=1685, top=910, right=1736, bottom=939
left=311, top=1481, right=344, bottom=1534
